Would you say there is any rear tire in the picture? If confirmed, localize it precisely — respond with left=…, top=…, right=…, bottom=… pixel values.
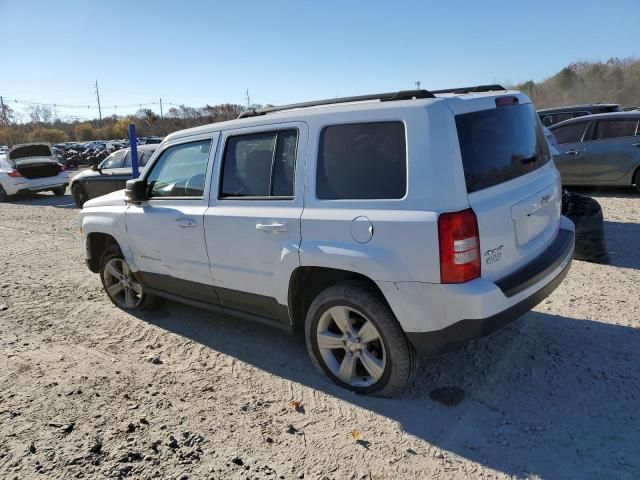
left=52, top=186, right=66, bottom=196
left=0, top=185, right=8, bottom=202
left=305, top=283, right=417, bottom=397
left=72, top=183, right=88, bottom=208
left=99, top=248, right=156, bottom=312
left=633, top=169, right=640, bottom=195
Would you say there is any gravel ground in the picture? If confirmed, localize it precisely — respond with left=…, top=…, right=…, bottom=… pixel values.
left=0, top=186, right=638, bottom=480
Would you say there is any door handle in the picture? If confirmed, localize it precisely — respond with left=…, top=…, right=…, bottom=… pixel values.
left=632, top=142, right=640, bottom=147
left=566, top=149, right=579, bottom=156
left=175, top=217, right=197, bottom=228
left=256, top=222, right=287, bottom=232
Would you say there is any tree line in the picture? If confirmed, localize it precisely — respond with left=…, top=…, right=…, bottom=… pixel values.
left=0, top=103, right=257, bottom=145
left=515, top=57, right=639, bottom=109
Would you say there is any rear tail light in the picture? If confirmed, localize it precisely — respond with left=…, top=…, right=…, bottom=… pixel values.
left=438, top=208, right=481, bottom=283
left=7, top=170, right=22, bottom=178
left=57, top=162, right=67, bottom=171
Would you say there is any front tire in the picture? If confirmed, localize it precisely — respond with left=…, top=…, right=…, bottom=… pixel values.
left=99, top=249, right=156, bottom=311
left=633, top=169, right=640, bottom=195
left=52, top=186, right=66, bottom=196
left=305, top=283, right=417, bottom=397
left=72, top=183, right=88, bottom=208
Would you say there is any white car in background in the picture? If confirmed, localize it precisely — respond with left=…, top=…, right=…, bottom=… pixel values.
left=0, top=143, right=70, bottom=202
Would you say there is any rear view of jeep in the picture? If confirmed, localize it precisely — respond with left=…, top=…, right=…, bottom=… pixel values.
left=402, top=91, right=574, bottom=360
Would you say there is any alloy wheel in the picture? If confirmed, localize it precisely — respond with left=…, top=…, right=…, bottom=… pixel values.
left=103, top=258, right=144, bottom=309
left=316, top=305, right=387, bottom=387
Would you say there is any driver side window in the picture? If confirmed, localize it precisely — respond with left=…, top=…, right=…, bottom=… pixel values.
left=146, top=140, right=211, bottom=198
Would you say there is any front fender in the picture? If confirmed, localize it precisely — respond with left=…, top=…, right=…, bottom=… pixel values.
left=81, top=207, right=134, bottom=268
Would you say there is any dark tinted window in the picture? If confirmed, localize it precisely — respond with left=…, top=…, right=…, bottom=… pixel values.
left=317, top=122, right=406, bottom=199
left=540, top=112, right=572, bottom=127
left=456, top=103, right=551, bottom=193
left=551, top=122, right=589, bottom=144
left=220, top=129, right=298, bottom=198
left=147, top=140, right=211, bottom=197
left=594, top=120, right=639, bottom=140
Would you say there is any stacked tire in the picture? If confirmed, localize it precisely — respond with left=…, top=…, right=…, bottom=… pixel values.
left=561, top=191, right=609, bottom=264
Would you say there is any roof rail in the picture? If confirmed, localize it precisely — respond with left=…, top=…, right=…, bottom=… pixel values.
left=431, top=84, right=506, bottom=95
left=238, top=89, right=435, bottom=119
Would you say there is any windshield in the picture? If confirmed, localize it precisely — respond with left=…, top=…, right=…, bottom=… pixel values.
left=100, top=150, right=127, bottom=169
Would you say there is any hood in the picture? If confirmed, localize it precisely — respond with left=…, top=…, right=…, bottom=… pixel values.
left=73, top=168, right=103, bottom=181
left=83, top=189, right=127, bottom=209
left=9, top=144, right=53, bottom=163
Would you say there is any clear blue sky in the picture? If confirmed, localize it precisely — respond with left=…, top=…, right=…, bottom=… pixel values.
left=1, top=0, right=638, bottom=120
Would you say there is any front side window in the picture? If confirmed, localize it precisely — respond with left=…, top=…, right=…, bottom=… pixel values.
left=100, top=150, right=126, bottom=169
left=552, top=122, right=589, bottom=144
left=593, top=120, right=639, bottom=140
left=317, top=122, right=406, bottom=199
left=146, top=140, right=211, bottom=198
left=220, top=129, right=298, bottom=198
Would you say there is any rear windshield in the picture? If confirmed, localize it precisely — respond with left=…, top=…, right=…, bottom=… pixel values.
left=455, top=103, right=550, bottom=193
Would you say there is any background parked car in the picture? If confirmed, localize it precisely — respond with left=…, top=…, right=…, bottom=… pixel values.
left=71, top=144, right=158, bottom=207
left=538, top=103, right=621, bottom=127
left=0, top=143, right=69, bottom=201
left=549, top=111, right=640, bottom=192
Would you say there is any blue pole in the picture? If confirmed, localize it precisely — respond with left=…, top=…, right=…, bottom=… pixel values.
left=128, top=123, right=139, bottom=179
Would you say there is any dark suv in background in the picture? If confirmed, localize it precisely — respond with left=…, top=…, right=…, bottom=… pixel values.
left=538, top=103, right=621, bottom=127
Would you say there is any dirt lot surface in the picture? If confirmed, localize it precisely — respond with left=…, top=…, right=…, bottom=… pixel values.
left=1, top=187, right=639, bottom=480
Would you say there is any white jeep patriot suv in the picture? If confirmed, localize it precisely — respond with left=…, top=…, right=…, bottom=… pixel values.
left=79, top=86, right=574, bottom=397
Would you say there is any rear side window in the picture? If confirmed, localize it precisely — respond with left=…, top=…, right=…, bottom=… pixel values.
left=552, top=122, right=589, bottom=144
left=220, top=129, right=298, bottom=198
left=317, top=122, right=406, bottom=199
left=456, top=103, right=550, bottom=193
left=593, top=120, right=639, bottom=140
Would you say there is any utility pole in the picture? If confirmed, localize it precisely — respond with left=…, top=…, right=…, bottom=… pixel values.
left=95, top=80, right=103, bottom=126
left=159, top=98, right=164, bottom=120
left=245, top=89, right=251, bottom=108
left=0, top=95, right=13, bottom=144
left=415, top=80, right=421, bottom=90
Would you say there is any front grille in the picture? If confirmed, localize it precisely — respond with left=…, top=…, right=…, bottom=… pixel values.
left=16, top=164, right=60, bottom=179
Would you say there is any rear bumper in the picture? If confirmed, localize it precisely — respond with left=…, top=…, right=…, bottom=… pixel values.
left=17, top=182, right=68, bottom=194
left=377, top=221, right=575, bottom=356
left=3, top=173, right=69, bottom=195
left=406, top=253, right=571, bottom=355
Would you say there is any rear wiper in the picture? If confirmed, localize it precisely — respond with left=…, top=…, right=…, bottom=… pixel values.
left=520, top=155, right=537, bottom=165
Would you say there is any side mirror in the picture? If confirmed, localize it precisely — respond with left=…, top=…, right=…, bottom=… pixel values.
left=91, top=164, right=98, bottom=171
left=125, top=178, right=148, bottom=203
